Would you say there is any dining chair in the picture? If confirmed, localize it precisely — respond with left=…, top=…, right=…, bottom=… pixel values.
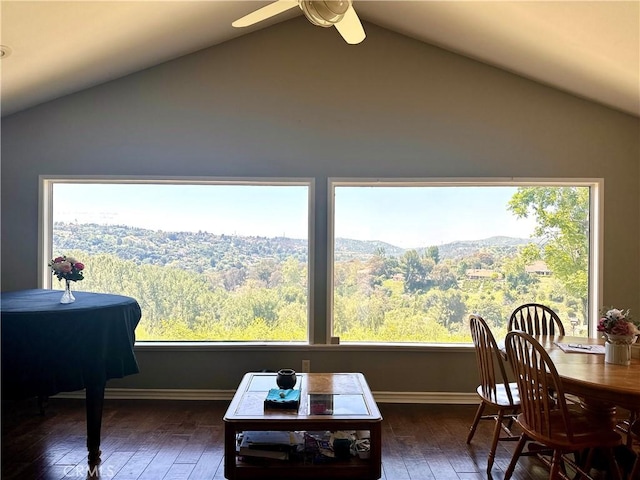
left=508, top=303, right=565, bottom=336
left=503, top=330, right=622, bottom=480
left=467, top=314, right=521, bottom=473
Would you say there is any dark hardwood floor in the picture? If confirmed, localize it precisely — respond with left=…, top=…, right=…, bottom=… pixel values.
left=1, top=398, right=634, bottom=479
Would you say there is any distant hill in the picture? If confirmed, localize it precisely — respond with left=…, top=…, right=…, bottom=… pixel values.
left=334, top=236, right=535, bottom=261
left=334, top=238, right=405, bottom=261
left=53, top=222, right=535, bottom=271
left=434, top=236, right=538, bottom=260
left=54, top=222, right=309, bottom=273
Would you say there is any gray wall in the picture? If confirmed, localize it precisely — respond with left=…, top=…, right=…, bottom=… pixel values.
left=2, top=19, right=639, bottom=397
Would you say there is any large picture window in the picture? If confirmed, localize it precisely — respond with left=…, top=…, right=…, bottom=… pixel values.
left=330, top=180, right=600, bottom=343
left=41, top=179, right=312, bottom=342
left=41, top=177, right=601, bottom=346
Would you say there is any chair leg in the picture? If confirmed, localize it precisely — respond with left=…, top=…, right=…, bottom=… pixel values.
left=467, top=401, right=485, bottom=444
left=627, top=415, right=639, bottom=480
left=574, top=447, right=621, bottom=480
left=627, top=411, right=638, bottom=448
left=577, top=448, right=594, bottom=480
left=486, top=409, right=505, bottom=473
left=548, top=450, right=563, bottom=480
left=504, top=434, right=527, bottom=480
left=630, top=456, right=640, bottom=480
left=603, top=447, right=622, bottom=480
left=505, top=407, right=517, bottom=431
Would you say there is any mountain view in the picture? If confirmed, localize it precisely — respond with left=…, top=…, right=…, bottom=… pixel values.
left=52, top=221, right=584, bottom=344
left=48, top=185, right=590, bottom=343
left=54, top=222, right=535, bottom=268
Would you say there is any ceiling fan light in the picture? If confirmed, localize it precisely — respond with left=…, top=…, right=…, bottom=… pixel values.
left=313, top=0, right=350, bottom=21
left=300, top=0, right=350, bottom=27
left=299, top=2, right=332, bottom=27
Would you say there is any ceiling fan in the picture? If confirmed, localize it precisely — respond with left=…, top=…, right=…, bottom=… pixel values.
left=232, top=0, right=366, bottom=45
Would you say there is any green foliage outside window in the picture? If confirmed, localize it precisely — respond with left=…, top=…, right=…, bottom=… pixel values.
left=51, top=185, right=591, bottom=343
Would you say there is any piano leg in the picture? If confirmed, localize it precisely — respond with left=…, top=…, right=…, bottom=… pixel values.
left=85, top=382, right=105, bottom=465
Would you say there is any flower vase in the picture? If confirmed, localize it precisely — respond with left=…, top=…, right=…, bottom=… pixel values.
left=604, top=334, right=635, bottom=366
left=60, top=280, right=75, bottom=304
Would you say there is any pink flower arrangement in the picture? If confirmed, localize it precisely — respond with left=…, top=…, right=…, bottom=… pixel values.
left=597, top=308, right=639, bottom=337
left=49, top=255, right=85, bottom=282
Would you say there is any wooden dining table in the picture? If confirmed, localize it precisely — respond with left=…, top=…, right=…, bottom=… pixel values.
left=532, top=335, right=640, bottom=422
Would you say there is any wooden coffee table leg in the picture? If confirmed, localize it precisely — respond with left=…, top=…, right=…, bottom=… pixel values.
left=370, top=423, right=382, bottom=480
left=224, top=424, right=237, bottom=480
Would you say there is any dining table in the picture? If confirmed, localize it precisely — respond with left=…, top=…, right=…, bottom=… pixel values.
left=1, top=288, right=142, bottom=464
left=527, top=335, right=640, bottom=423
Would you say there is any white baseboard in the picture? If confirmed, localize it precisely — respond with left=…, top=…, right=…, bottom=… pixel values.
left=54, top=388, right=478, bottom=404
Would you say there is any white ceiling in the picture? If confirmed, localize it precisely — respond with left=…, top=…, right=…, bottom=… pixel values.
left=1, top=1, right=639, bottom=118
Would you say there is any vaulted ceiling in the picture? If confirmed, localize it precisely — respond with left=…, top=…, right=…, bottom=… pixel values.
left=1, top=1, right=638, bottom=118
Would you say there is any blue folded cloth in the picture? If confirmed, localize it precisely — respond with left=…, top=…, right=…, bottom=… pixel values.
left=265, top=388, right=300, bottom=404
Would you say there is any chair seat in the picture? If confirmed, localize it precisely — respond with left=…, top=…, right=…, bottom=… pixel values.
left=477, top=382, right=520, bottom=407
left=517, top=409, right=622, bottom=451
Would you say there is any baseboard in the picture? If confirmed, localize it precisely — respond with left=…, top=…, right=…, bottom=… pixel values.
left=373, top=391, right=478, bottom=404
left=54, top=388, right=478, bottom=404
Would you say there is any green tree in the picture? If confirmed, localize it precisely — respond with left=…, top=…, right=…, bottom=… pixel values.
left=401, top=250, right=432, bottom=293
left=222, top=266, right=247, bottom=291
left=423, top=290, right=467, bottom=330
left=508, top=186, right=589, bottom=319
left=368, top=247, right=400, bottom=282
left=502, top=249, right=538, bottom=292
left=250, top=258, right=279, bottom=287
left=426, top=246, right=440, bottom=264
left=430, top=262, right=457, bottom=290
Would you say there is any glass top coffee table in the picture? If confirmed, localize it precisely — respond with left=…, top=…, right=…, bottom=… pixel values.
left=223, top=372, right=382, bottom=479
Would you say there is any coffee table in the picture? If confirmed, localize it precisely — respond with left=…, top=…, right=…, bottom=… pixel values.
left=223, top=372, right=382, bottom=479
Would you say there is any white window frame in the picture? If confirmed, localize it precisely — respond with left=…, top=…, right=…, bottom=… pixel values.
left=327, top=177, right=603, bottom=341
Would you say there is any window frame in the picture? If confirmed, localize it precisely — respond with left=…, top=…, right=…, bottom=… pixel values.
left=39, top=175, right=316, bottom=344
left=327, top=177, right=603, bottom=342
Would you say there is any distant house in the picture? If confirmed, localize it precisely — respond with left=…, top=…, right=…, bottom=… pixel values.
left=525, top=260, right=552, bottom=276
left=466, top=269, right=502, bottom=280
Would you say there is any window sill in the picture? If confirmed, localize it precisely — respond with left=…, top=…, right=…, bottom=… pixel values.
left=133, top=341, right=474, bottom=353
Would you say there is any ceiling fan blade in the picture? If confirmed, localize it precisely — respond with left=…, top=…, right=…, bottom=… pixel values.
left=232, top=0, right=299, bottom=28
left=334, top=5, right=365, bottom=44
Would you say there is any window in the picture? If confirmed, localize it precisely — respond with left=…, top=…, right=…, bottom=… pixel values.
left=41, top=179, right=312, bottom=342
left=40, top=176, right=601, bottom=346
left=330, top=180, right=600, bottom=343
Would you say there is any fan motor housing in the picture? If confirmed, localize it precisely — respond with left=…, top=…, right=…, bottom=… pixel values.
left=300, top=0, right=351, bottom=27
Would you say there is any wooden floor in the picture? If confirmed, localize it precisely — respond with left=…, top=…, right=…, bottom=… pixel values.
left=1, top=398, right=634, bottom=480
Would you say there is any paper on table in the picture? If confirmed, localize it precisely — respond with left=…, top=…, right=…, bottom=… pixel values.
left=555, top=342, right=605, bottom=354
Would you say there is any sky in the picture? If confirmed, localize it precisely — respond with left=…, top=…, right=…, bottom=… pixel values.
left=53, top=183, right=537, bottom=248
left=334, top=186, right=536, bottom=247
